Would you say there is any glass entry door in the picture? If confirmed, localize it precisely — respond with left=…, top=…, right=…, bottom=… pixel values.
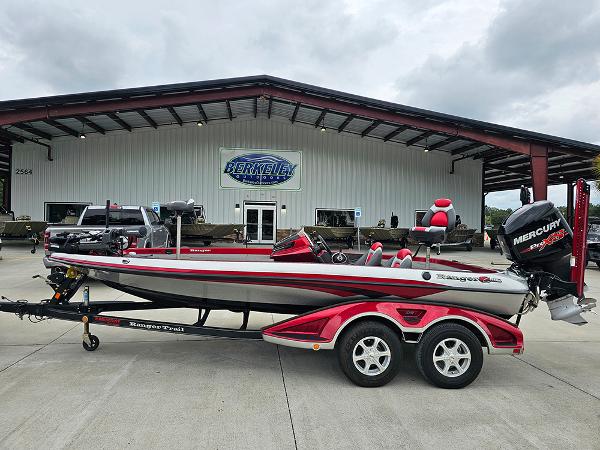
left=244, top=203, right=276, bottom=244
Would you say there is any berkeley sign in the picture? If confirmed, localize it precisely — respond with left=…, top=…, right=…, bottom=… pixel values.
left=220, top=148, right=302, bottom=190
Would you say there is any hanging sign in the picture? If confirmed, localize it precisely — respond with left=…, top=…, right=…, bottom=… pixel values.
left=220, top=148, right=302, bottom=190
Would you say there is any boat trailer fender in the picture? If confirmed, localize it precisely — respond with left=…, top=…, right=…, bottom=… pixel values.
left=262, top=301, right=524, bottom=355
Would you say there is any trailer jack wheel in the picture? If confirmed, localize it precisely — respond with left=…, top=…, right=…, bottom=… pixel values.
left=83, top=334, right=100, bottom=352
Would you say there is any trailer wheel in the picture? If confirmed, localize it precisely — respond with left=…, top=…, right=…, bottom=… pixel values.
left=83, top=335, right=100, bottom=352
left=337, top=321, right=402, bottom=387
left=466, top=243, right=473, bottom=252
left=416, top=323, right=483, bottom=389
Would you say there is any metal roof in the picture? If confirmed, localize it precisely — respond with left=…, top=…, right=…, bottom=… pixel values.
left=0, top=74, right=598, bottom=192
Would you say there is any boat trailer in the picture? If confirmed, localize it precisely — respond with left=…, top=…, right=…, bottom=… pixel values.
left=0, top=179, right=593, bottom=389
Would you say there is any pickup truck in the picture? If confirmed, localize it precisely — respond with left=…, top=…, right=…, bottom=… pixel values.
left=44, top=204, right=170, bottom=270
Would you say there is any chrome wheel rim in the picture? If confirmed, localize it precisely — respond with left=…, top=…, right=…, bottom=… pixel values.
left=433, top=338, right=471, bottom=378
left=352, top=336, right=391, bottom=376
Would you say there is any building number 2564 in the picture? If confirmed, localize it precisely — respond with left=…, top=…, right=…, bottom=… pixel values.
left=15, top=169, right=33, bottom=175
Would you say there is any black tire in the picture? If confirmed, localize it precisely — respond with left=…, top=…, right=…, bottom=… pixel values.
left=466, top=243, right=473, bottom=251
left=203, top=240, right=212, bottom=247
left=416, top=323, right=483, bottom=389
left=82, top=335, right=100, bottom=352
left=337, top=321, right=402, bottom=387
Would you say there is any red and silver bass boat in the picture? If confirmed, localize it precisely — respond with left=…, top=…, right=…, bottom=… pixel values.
left=1, top=180, right=595, bottom=389
left=47, top=192, right=594, bottom=325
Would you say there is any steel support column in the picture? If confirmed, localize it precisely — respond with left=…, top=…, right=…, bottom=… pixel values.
left=481, top=165, right=486, bottom=234
left=566, top=181, right=574, bottom=227
left=530, top=143, right=548, bottom=201
left=1, top=143, right=11, bottom=210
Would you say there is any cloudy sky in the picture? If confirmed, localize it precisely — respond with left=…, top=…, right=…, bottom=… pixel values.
left=1, top=0, right=599, bottom=207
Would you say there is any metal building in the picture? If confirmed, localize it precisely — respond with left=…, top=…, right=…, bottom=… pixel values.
left=1, top=75, right=598, bottom=243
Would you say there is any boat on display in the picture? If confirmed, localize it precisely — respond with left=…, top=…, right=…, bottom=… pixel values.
left=0, top=207, right=46, bottom=252
left=1, top=181, right=596, bottom=389
left=359, top=227, right=409, bottom=244
left=162, top=203, right=243, bottom=244
left=302, top=225, right=356, bottom=241
left=46, top=193, right=594, bottom=323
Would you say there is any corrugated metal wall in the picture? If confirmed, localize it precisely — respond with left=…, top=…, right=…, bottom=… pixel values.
left=11, top=118, right=482, bottom=229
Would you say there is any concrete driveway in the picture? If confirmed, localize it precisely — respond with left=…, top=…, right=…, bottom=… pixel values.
left=0, top=244, right=599, bottom=449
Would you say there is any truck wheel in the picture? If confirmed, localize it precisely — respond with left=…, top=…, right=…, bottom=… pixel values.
left=416, top=323, right=483, bottom=389
left=337, top=321, right=402, bottom=387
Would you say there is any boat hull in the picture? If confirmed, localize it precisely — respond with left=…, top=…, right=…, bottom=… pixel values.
left=50, top=253, right=530, bottom=317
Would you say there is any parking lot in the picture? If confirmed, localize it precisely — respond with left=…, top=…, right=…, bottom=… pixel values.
left=1, top=243, right=599, bottom=449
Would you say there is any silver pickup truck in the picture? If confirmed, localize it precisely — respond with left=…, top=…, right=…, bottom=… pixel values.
left=44, top=204, right=170, bottom=270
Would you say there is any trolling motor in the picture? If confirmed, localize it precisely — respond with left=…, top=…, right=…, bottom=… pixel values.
left=498, top=179, right=595, bottom=324
left=165, top=199, right=195, bottom=259
left=48, top=227, right=147, bottom=256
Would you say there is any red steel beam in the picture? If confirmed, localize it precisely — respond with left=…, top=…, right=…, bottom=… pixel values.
left=0, top=86, right=266, bottom=126
left=0, top=83, right=571, bottom=162
left=530, top=143, right=548, bottom=201
left=264, top=87, right=533, bottom=155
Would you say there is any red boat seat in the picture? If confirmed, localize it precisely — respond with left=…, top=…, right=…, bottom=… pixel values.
left=409, top=198, right=456, bottom=247
left=384, top=248, right=413, bottom=269
left=354, top=242, right=383, bottom=266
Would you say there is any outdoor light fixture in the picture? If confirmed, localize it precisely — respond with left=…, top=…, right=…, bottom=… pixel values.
left=235, top=203, right=240, bottom=212
left=79, top=133, right=86, bottom=139
left=320, top=118, right=326, bottom=133
left=197, top=121, right=203, bottom=127
left=282, top=205, right=287, bottom=214
left=423, top=147, right=429, bottom=153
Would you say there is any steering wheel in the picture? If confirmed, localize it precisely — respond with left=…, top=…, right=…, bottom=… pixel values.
left=316, top=234, right=333, bottom=255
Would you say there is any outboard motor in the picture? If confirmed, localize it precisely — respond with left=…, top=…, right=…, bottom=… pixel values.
left=498, top=180, right=596, bottom=325
left=497, top=201, right=572, bottom=280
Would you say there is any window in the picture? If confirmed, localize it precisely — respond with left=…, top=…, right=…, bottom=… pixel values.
left=145, top=208, right=162, bottom=225
left=45, top=202, right=91, bottom=224
left=315, top=208, right=355, bottom=227
left=81, top=208, right=145, bottom=226
left=415, top=210, right=428, bottom=227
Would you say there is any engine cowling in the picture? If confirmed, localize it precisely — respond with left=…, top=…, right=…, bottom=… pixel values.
left=497, top=201, right=572, bottom=280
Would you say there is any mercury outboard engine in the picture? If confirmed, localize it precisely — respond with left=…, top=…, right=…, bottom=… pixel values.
left=497, top=201, right=572, bottom=281
left=498, top=182, right=596, bottom=325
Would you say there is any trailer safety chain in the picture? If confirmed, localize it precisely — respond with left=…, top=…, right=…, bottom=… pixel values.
left=1, top=296, right=51, bottom=323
